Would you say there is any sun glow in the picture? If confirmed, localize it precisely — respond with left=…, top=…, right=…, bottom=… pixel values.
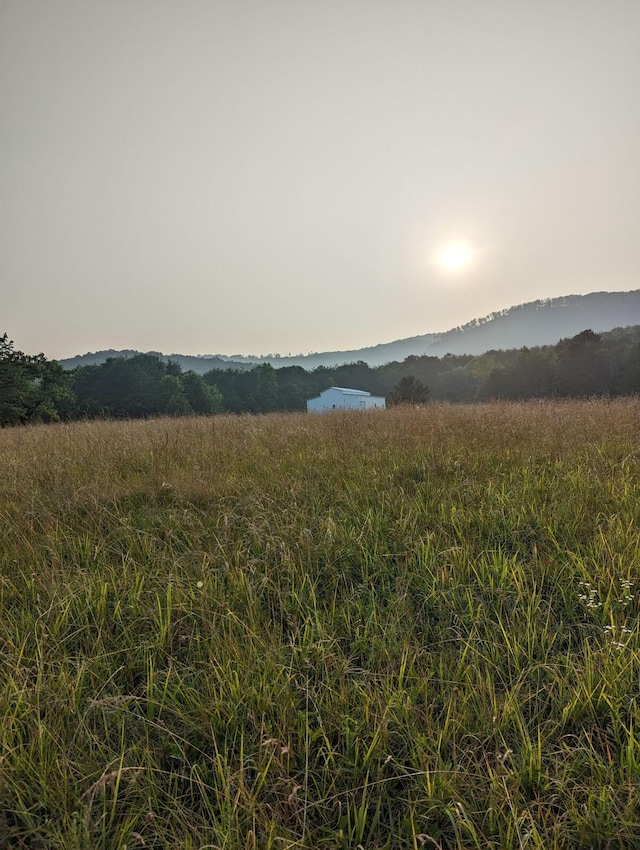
left=436, top=240, right=472, bottom=272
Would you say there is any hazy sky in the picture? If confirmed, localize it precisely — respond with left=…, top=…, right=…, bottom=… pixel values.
left=2, top=1, right=639, bottom=359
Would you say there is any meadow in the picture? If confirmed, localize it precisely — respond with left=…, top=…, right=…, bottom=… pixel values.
left=1, top=400, right=640, bottom=849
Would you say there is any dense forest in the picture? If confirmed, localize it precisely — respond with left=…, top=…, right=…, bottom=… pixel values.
left=2, top=326, right=640, bottom=426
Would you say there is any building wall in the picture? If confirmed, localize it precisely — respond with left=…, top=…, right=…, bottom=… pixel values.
left=361, top=395, right=386, bottom=410
left=307, top=387, right=355, bottom=411
left=307, top=388, right=386, bottom=411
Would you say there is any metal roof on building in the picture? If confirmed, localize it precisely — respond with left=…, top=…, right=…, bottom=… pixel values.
left=324, top=387, right=371, bottom=396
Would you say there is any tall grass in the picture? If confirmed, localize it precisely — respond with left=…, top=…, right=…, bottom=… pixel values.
left=1, top=400, right=640, bottom=848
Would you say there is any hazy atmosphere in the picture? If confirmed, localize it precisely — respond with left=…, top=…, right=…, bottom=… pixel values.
left=2, top=0, right=639, bottom=360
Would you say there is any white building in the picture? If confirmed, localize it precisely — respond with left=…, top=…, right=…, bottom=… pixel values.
left=306, top=387, right=386, bottom=412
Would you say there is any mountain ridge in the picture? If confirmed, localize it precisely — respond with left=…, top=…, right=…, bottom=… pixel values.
left=59, top=289, right=640, bottom=374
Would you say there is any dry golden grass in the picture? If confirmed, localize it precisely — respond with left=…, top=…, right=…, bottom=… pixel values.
left=1, top=400, right=640, bottom=848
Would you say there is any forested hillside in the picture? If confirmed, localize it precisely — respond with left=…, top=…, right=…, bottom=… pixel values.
left=59, top=290, right=640, bottom=372
left=202, top=326, right=640, bottom=412
left=2, top=326, right=640, bottom=425
left=61, top=349, right=253, bottom=373
left=0, top=337, right=222, bottom=426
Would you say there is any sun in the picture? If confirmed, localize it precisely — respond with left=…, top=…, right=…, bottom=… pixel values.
left=436, top=240, right=472, bottom=272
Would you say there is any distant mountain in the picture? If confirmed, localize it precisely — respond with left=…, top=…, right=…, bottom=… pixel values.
left=60, top=290, right=640, bottom=373
left=257, top=290, right=640, bottom=366
left=423, top=290, right=640, bottom=358
left=60, top=349, right=254, bottom=373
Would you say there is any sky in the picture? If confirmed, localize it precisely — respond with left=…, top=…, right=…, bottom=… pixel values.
left=2, top=0, right=639, bottom=360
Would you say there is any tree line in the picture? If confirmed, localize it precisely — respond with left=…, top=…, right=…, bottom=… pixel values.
left=1, top=326, right=639, bottom=426
left=0, top=335, right=222, bottom=426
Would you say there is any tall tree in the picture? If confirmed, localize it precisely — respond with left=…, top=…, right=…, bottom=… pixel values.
left=389, top=374, right=431, bottom=405
left=180, top=370, right=223, bottom=414
left=0, top=334, right=75, bottom=425
left=556, top=330, right=606, bottom=396
left=72, top=354, right=201, bottom=418
left=254, top=363, right=279, bottom=412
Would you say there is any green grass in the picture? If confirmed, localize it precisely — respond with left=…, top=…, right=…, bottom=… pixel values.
left=1, top=400, right=640, bottom=848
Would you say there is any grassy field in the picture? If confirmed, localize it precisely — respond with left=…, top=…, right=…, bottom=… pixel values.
left=1, top=400, right=640, bottom=849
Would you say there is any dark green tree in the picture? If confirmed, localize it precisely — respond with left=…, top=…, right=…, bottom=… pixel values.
left=437, top=364, right=479, bottom=402
left=33, top=360, right=77, bottom=421
left=72, top=354, right=198, bottom=418
left=180, top=370, right=223, bottom=414
left=389, top=374, right=431, bottom=405
left=254, top=363, right=279, bottom=413
left=620, top=341, right=640, bottom=394
left=333, top=361, right=379, bottom=394
left=556, top=329, right=607, bottom=396
left=276, top=366, right=308, bottom=411
left=0, top=334, right=36, bottom=425
left=0, top=334, right=75, bottom=425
